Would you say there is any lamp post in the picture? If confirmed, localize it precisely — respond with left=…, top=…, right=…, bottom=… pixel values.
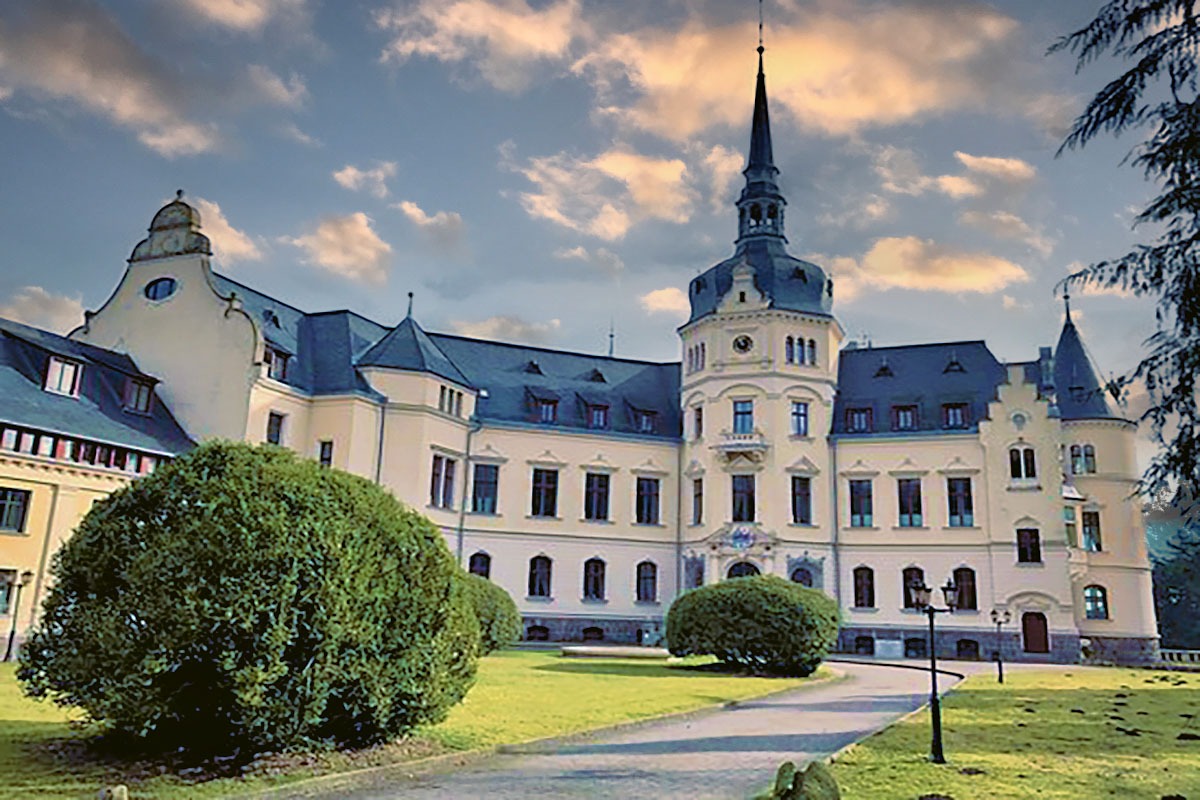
left=911, top=578, right=959, bottom=765
left=990, top=608, right=1012, bottom=684
left=4, top=570, right=34, bottom=662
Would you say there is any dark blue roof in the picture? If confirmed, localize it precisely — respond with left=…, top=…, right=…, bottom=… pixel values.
left=359, top=317, right=472, bottom=388
left=832, top=340, right=1007, bottom=436
left=1054, top=318, right=1120, bottom=420
left=687, top=239, right=833, bottom=323
left=0, top=318, right=193, bottom=454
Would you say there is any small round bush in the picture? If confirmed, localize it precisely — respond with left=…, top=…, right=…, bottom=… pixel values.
left=665, top=574, right=839, bottom=676
left=460, top=573, right=521, bottom=655
left=18, top=441, right=479, bottom=753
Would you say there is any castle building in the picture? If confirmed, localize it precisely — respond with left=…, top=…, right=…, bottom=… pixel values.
left=2, top=50, right=1158, bottom=665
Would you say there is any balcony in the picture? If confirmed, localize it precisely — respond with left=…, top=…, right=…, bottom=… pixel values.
left=712, top=428, right=770, bottom=463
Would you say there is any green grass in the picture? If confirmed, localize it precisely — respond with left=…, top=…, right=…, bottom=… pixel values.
left=0, top=651, right=824, bottom=799
left=830, top=667, right=1200, bottom=800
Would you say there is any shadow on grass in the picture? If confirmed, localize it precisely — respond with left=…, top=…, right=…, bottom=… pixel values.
left=532, top=660, right=815, bottom=679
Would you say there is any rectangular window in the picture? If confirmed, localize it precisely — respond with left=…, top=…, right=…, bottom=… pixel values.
left=849, top=480, right=873, bottom=527
left=1064, top=506, right=1078, bottom=548
left=265, top=348, right=289, bottom=381
left=692, top=478, right=703, bottom=525
left=947, top=478, right=973, bottom=527
left=847, top=407, right=872, bottom=433
left=791, top=401, right=810, bottom=436
left=266, top=411, right=285, bottom=445
left=635, top=410, right=657, bottom=434
left=589, top=405, right=609, bottom=429
left=0, top=570, right=14, bottom=615
left=537, top=400, right=558, bottom=423
left=472, top=464, right=499, bottom=513
left=897, top=478, right=923, bottom=527
left=1017, top=529, right=1042, bottom=563
left=693, top=406, right=704, bottom=439
left=893, top=405, right=917, bottom=431
left=45, top=358, right=81, bottom=396
left=853, top=567, right=875, bottom=608
left=636, top=477, right=661, bottom=524
left=731, top=474, right=755, bottom=522
left=791, top=476, right=812, bottom=525
left=531, top=468, right=559, bottom=517
left=430, top=454, right=455, bottom=508
left=942, top=403, right=968, bottom=428
left=732, top=400, right=754, bottom=434
left=1082, top=511, right=1102, bottom=552
left=584, top=472, right=610, bottom=521
left=439, top=386, right=448, bottom=412
left=318, top=440, right=333, bottom=468
left=123, top=380, right=153, bottom=413
left=0, top=488, right=31, bottom=532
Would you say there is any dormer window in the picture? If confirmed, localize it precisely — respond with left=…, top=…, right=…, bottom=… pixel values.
left=524, top=360, right=543, bottom=375
left=45, top=357, right=81, bottom=396
left=847, top=407, right=873, bottom=433
left=537, top=399, right=558, bottom=423
left=943, top=403, right=969, bottom=429
left=123, top=379, right=153, bottom=414
left=893, top=405, right=917, bottom=431
left=635, top=410, right=657, bottom=434
left=264, top=347, right=289, bottom=381
left=588, top=404, right=609, bottom=429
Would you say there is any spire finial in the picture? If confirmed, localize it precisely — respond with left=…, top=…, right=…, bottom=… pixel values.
left=758, top=0, right=764, bottom=54
left=176, top=189, right=184, bottom=201
left=1063, top=288, right=1072, bottom=323
left=406, top=292, right=414, bottom=318
left=608, top=318, right=615, bottom=358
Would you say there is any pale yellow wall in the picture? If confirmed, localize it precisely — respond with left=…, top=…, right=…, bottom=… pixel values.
left=73, top=254, right=259, bottom=441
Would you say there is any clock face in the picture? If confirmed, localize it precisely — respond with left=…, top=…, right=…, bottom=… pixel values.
left=733, top=335, right=754, bottom=354
left=730, top=526, right=755, bottom=550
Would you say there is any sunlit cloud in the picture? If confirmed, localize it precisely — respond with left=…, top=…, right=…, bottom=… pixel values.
left=450, top=314, right=562, bottom=344
left=639, top=287, right=689, bottom=316
left=193, top=197, right=264, bottom=263
left=246, top=64, right=308, bottom=108
left=285, top=212, right=392, bottom=284
left=279, top=122, right=321, bottom=147
left=394, top=200, right=466, bottom=254
left=960, top=210, right=1054, bottom=257
left=172, top=0, right=308, bottom=33
left=333, top=161, right=397, bottom=198
left=955, top=151, right=1036, bottom=184
left=553, top=244, right=624, bottom=276
left=0, top=286, right=84, bottom=333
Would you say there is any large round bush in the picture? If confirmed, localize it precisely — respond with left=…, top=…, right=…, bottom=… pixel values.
left=18, top=441, right=479, bottom=752
left=460, top=573, right=521, bottom=654
left=666, top=575, right=839, bottom=676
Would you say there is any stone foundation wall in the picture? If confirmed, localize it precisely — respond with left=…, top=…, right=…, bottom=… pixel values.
left=1083, top=636, right=1161, bottom=667
left=837, top=626, right=1082, bottom=664
left=522, top=615, right=664, bottom=645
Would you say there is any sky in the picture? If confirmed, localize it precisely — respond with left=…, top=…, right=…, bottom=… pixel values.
left=0, top=0, right=1165, bottom=460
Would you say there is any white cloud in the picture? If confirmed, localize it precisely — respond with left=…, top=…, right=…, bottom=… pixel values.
left=0, top=2, right=219, bottom=157
left=954, top=151, right=1037, bottom=184
left=0, top=86, right=12, bottom=102
left=285, top=213, right=392, bottom=284
left=639, top=287, right=689, bottom=316
left=699, top=144, right=744, bottom=212
left=960, top=210, right=1054, bottom=256
left=1002, top=294, right=1032, bottom=312
left=394, top=200, right=466, bottom=253
left=333, top=162, right=397, bottom=199
left=172, top=0, right=308, bottom=33
left=0, top=286, right=84, bottom=333
left=193, top=197, right=263, bottom=263
left=817, top=193, right=892, bottom=228
left=376, top=0, right=584, bottom=92
left=279, top=122, right=321, bottom=147
left=450, top=315, right=562, bottom=344
left=246, top=64, right=308, bottom=108
left=552, top=245, right=623, bottom=276
left=874, top=146, right=982, bottom=198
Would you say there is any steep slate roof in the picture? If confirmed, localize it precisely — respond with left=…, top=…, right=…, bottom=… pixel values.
left=359, top=317, right=472, bottom=388
left=0, top=318, right=193, bottom=454
left=1054, top=315, right=1120, bottom=420
left=832, top=340, right=1008, bottom=436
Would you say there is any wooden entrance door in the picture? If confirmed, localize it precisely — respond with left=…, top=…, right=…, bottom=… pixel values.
left=1022, top=612, right=1049, bottom=653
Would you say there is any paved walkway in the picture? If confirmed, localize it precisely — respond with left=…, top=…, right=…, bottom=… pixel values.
left=283, top=660, right=994, bottom=800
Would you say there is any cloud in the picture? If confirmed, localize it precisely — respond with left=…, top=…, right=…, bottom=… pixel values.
left=171, top=0, right=312, bottom=35
left=815, top=236, right=1030, bottom=302
left=960, top=210, right=1054, bottom=256
left=639, top=287, right=689, bottom=316
left=0, top=0, right=218, bottom=156
left=285, top=213, right=392, bottom=284
left=817, top=193, right=892, bottom=228
left=450, top=314, right=562, bottom=344
left=279, top=122, right=321, bottom=147
left=375, top=0, right=584, bottom=92
left=699, top=144, right=744, bottom=212
left=193, top=197, right=263, bottom=263
left=1002, top=294, right=1032, bottom=312
left=954, top=151, right=1036, bottom=184
left=333, top=162, right=397, bottom=199
left=504, top=143, right=692, bottom=240
left=246, top=64, right=308, bottom=108
left=874, top=146, right=986, bottom=199
left=394, top=200, right=466, bottom=253
left=0, top=286, right=84, bottom=333
left=553, top=245, right=624, bottom=276
left=573, top=2, right=1021, bottom=141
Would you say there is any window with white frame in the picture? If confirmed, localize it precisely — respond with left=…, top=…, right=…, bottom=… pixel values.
left=123, top=379, right=153, bottom=413
left=791, top=401, right=809, bottom=436
left=45, top=358, right=81, bottom=396
left=430, top=454, right=456, bottom=508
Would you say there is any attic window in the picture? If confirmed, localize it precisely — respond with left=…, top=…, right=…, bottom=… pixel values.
left=45, top=357, right=81, bottom=397
left=588, top=404, right=609, bottom=429
left=874, top=358, right=894, bottom=378
left=123, top=379, right=153, bottom=414
left=264, top=347, right=290, bottom=381
left=693, top=277, right=707, bottom=294
left=524, top=360, right=543, bottom=375
left=790, top=267, right=808, bottom=282
left=943, top=352, right=966, bottom=373
left=587, top=368, right=606, bottom=383
left=634, top=410, right=657, bottom=434
left=537, top=399, right=558, bottom=423
left=262, top=310, right=281, bottom=328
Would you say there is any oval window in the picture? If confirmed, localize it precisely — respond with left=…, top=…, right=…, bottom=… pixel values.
left=144, top=277, right=177, bottom=301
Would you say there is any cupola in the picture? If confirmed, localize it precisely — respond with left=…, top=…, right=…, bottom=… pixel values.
left=129, top=190, right=213, bottom=263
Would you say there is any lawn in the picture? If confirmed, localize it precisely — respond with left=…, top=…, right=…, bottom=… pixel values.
left=0, top=650, right=824, bottom=799
left=830, top=666, right=1200, bottom=800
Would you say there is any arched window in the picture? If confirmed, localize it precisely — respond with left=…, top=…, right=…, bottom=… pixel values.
left=583, top=557, right=606, bottom=600
left=1010, top=447, right=1037, bottom=480
left=1083, top=444, right=1096, bottom=473
left=853, top=566, right=875, bottom=608
left=636, top=561, right=657, bottom=602
left=528, top=555, right=552, bottom=598
left=1084, top=584, right=1109, bottom=620
left=791, top=566, right=813, bottom=587
left=807, top=339, right=818, bottom=366
left=469, top=551, right=491, bottom=579
left=727, top=561, right=760, bottom=579
left=785, top=336, right=795, bottom=364
left=797, top=336, right=807, bottom=364
left=957, top=639, right=981, bottom=660
left=1070, top=444, right=1083, bottom=474
left=902, top=566, right=925, bottom=609
left=699, top=342, right=706, bottom=369
left=750, top=204, right=762, bottom=223
left=582, top=626, right=604, bottom=641
left=953, top=567, right=977, bottom=610
left=525, top=624, right=550, bottom=641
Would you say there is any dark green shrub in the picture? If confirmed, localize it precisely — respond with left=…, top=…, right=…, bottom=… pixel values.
left=18, top=441, right=479, bottom=753
left=460, top=573, right=521, bottom=654
left=665, top=574, right=838, bottom=676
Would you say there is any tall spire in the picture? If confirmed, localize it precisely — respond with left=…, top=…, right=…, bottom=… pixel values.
left=736, top=3, right=786, bottom=246
left=747, top=47, right=775, bottom=174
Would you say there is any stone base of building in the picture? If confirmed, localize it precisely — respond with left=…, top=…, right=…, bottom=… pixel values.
left=837, top=626, right=1082, bottom=664
left=1082, top=636, right=1161, bottom=666
left=521, top=615, right=664, bottom=645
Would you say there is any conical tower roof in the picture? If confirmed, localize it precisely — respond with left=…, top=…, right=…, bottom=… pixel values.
left=357, top=314, right=472, bottom=388
left=1053, top=306, right=1120, bottom=420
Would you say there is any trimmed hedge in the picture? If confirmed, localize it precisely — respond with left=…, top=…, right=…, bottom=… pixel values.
left=461, top=573, right=521, bottom=654
left=665, top=575, right=839, bottom=676
left=18, top=441, right=479, bottom=752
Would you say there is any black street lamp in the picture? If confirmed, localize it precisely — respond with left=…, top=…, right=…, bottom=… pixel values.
left=4, top=570, right=35, bottom=662
left=910, top=578, right=959, bottom=764
left=990, top=608, right=1012, bottom=684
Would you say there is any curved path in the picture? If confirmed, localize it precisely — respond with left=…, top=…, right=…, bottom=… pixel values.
left=281, top=660, right=992, bottom=800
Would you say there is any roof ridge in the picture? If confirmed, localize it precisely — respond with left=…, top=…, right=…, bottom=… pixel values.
left=428, top=331, right=680, bottom=367
left=842, top=339, right=990, bottom=353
